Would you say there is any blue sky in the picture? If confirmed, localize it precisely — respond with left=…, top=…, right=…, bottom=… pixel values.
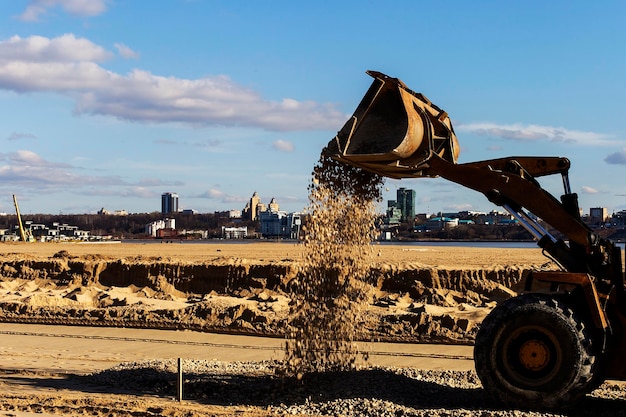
left=1, top=1, right=625, bottom=216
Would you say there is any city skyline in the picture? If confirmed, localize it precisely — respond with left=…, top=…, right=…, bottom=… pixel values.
left=166, top=188, right=618, bottom=219
left=1, top=2, right=625, bottom=216
left=4, top=187, right=617, bottom=218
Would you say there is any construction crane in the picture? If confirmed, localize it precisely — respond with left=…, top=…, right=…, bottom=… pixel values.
left=12, top=194, right=33, bottom=242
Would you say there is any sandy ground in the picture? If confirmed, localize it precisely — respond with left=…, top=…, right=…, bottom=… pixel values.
left=0, top=240, right=550, bottom=267
left=0, top=241, right=593, bottom=416
left=0, top=323, right=474, bottom=373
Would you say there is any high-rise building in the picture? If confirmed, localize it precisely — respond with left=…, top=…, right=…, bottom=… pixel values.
left=242, top=192, right=263, bottom=220
left=396, top=187, right=416, bottom=222
left=268, top=197, right=280, bottom=212
left=161, top=192, right=179, bottom=214
left=250, top=192, right=261, bottom=220
left=590, top=207, right=608, bottom=224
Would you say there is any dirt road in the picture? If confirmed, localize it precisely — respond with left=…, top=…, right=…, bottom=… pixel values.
left=0, top=323, right=474, bottom=374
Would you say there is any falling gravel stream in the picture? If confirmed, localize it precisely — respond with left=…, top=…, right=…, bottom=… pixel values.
left=284, top=152, right=384, bottom=377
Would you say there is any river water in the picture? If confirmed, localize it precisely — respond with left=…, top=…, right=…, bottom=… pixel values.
left=380, top=240, right=539, bottom=249
left=121, top=238, right=539, bottom=249
left=120, top=238, right=625, bottom=251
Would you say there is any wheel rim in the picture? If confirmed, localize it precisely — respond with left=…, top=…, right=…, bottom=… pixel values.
left=519, top=339, right=550, bottom=371
left=499, top=324, right=562, bottom=389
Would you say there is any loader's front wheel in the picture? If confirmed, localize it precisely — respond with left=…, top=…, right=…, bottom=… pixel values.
left=474, top=294, right=596, bottom=409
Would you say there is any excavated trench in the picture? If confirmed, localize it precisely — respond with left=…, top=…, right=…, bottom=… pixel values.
left=0, top=254, right=538, bottom=344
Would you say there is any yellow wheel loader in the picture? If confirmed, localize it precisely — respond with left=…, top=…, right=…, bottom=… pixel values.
left=326, top=71, right=626, bottom=409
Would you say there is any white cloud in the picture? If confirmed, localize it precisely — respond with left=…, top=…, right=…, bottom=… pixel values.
left=0, top=34, right=345, bottom=131
left=272, top=139, right=295, bottom=152
left=8, top=149, right=49, bottom=165
left=605, top=148, right=626, bottom=165
left=581, top=186, right=600, bottom=194
left=196, top=188, right=247, bottom=205
left=120, top=187, right=158, bottom=199
left=0, top=34, right=111, bottom=63
left=457, top=122, right=615, bottom=146
left=18, top=0, right=109, bottom=21
left=0, top=149, right=124, bottom=188
left=114, top=43, right=139, bottom=59
left=201, top=188, right=226, bottom=199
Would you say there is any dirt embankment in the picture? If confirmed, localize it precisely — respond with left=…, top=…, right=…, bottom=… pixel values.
left=0, top=243, right=552, bottom=344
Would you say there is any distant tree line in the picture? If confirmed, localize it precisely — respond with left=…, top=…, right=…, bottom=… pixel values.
left=0, top=212, right=257, bottom=239
left=397, top=223, right=534, bottom=241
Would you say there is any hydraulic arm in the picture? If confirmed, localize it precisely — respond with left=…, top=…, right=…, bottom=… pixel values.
left=426, top=153, right=603, bottom=275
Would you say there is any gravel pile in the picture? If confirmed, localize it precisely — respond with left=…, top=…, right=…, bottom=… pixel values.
left=88, top=360, right=626, bottom=416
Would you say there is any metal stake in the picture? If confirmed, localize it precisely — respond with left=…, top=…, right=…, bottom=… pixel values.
left=177, top=357, right=183, bottom=402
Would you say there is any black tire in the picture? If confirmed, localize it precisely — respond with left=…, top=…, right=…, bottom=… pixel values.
left=474, top=293, right=597, bottom=410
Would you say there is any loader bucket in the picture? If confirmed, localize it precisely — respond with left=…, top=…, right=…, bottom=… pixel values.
left=326, top=71, right=460, bottom=179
